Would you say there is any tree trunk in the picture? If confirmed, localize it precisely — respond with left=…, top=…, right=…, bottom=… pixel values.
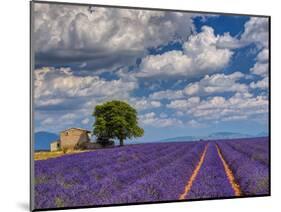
left=119, top=138, right=124, bottom=146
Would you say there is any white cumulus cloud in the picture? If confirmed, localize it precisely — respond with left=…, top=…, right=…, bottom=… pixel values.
left=34, top=3, right=195, bottom=70
left=167, top=92, right=268, bottom=123
left=250, top=76, right=269, bottom=90
left=184, top=72, right=248, bottom=96
left=139, top=112, right=183, bottom=127
left=148, top=72, right=249, bottom=100
left=136, top=26, right=234, bottom=79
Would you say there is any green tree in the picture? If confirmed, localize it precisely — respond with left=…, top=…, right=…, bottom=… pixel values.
left=92, top=100, right=144, bottom=146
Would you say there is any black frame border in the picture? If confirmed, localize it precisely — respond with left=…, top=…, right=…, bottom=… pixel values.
left=30, top=1, right=271, bottom=211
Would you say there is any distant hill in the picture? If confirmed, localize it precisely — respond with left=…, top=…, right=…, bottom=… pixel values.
left=159, top=131, right=254, bottom=142
left=256, top=131, right=269, bottom=137
left=161, top=136, right=198, bottom=142
left=206, top=132, right=251, bottom=140
left=34, top=131, right=59, bottom=151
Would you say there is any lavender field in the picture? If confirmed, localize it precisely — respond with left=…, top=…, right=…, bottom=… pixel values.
left=34, top=137, right=269, bottom=209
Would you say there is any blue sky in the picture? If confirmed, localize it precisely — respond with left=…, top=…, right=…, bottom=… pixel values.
left=33, top=3, right=269, bottom=142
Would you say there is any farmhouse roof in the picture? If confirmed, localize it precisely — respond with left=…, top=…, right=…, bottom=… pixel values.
left=61, top=128, right=91, bottom=133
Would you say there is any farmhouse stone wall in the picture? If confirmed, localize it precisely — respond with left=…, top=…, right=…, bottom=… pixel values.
left=60, top=128, right=90, bottom=150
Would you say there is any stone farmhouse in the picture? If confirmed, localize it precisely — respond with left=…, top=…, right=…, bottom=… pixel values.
left=50, top=128, right=91, bottom=151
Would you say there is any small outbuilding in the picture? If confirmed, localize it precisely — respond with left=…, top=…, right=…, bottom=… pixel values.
left=50, top=140, right=60, bottom=152
left=50, top=128, right=91, bottom=151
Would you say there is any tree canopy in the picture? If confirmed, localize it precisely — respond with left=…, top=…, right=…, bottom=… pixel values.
left=92, top=100, right=144, bottom=146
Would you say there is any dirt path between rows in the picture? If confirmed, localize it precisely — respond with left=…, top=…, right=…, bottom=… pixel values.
left=179, top=144, right=209, bottom=200
left=179, top=142, right=242, bottom=200
left=216, top=144, right=242, bottom=196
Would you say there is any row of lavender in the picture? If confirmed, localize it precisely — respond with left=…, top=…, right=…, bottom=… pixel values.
left=222, top=137, right=269, bottom=165
left=216, top=137, right=269, bottom=195
left=35, top=142, right=206, bottom=209
left=185, top=143, right=236, bottom=199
